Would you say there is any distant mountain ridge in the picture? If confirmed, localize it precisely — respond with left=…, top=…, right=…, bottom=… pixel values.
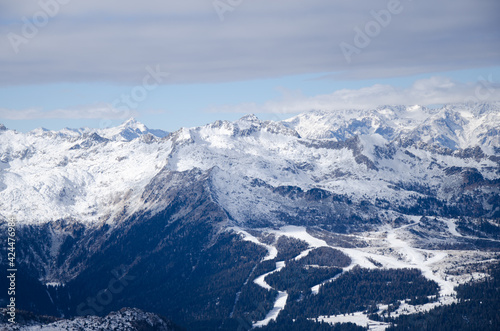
left=284, top=103, right=500, bottom=151
left=0, top=102, right=498, bottom=226
left=25, top=117, right=169, bottom=141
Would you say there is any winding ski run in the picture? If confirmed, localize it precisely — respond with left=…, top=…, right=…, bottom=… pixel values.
left=231, top=223, right=474, bottom=329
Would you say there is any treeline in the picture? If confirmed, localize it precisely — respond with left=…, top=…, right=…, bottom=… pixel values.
left=386, top=262, right=500, bottom=330
left=282, top=267, right=439, bottom=317
left=231, top=282, right=277, bottom=325
left=298, top=247, right=351, bottom=267
left=275, top=236, right=309, bottom=261
left=260, top=316, right=365, bottom=331
left=231, top=243, right=353, bottom=327
left=265, top=261, right=342, bottom=292
left=266, top=246, right=350, bottom=293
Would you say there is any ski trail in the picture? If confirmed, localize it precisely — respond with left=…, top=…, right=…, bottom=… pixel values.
left=251, top=227, right=325, bottom=328
left=385, top=229, right=456, bottom=297
left=229, top=226, right=278, bottom=261
left=311, top=270, right=346, bottom=295
left=253, top=291, right=288, bottom=328
left=235, top=224, right=459, bottom=328
left=271, top=225, right=457, bottom=301
left=229, top=226, right=289, bottom=326
left=252, top=261, right=288, bottom=327
left=443, top=218, right=462, bottom=237
left=253, top=261, right=285, bottom=290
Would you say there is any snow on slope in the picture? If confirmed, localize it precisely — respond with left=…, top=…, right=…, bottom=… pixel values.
left=0, top=120, right=171, bottom=224
left=237, top=221, right=494, bottom=329
left=0, top=308, right=176, bottom=330
left=283, top=103, right=500, bottom=152
left=230, top=226, right=278, bottom=261
left=314, top=312, right=390, bottom=331
left=165, top=105, right=498, bottom=225
left=0, top=103, right=498, bottom=226
left=253, top=290, right=288, bottom=328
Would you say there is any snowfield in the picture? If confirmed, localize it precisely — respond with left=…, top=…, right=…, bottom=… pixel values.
left=314, top=312, right=390, bottom=331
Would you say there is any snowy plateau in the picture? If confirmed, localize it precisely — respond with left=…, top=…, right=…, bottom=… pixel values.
left=0, top=102, right=499, bottom=330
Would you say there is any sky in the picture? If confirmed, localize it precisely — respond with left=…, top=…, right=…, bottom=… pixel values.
left=0, top=0, right=499, bottom=132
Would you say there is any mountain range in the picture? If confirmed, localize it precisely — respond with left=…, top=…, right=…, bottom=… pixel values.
left=0, top=102, right=499, bottom=330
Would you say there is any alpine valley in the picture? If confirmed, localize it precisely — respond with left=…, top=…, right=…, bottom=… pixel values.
left=0, top=102, right=499, bottom=330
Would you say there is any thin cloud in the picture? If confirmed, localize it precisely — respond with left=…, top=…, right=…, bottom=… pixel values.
left=0, top=0, right=498, bottom=85
left=0, top=104, right=137, bottom=120
left=208, top=77, right=500, bottom=114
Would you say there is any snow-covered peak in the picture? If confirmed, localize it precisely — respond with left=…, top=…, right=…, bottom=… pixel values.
left=122, top=117, right=145, bottom=128
left=194, top=114, right=299, bottom=140
left=99, top=117, right=168, bottom=141
left=236, top=114, right=260, bottom=129
left=0, top=123, right=7, bottom=131
left=28, top=127, right=51, bottom=136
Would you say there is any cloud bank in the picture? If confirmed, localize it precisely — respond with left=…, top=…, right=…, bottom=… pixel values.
left=208, top=77, right=500, bottom=114
left=0, top=104, right=135, bottom=120
left=1, top=0, right=499, bottom=85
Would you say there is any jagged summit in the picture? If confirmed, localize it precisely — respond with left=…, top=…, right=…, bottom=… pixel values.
left=238, top=113, right=260, bottom=122
left=86, top=117, right=167, bottom=141
left=29, top=127, right=51, bottom=135
left=120, top=117, right=149, bottom=132
left=100, top=117, right=151, bottom=141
